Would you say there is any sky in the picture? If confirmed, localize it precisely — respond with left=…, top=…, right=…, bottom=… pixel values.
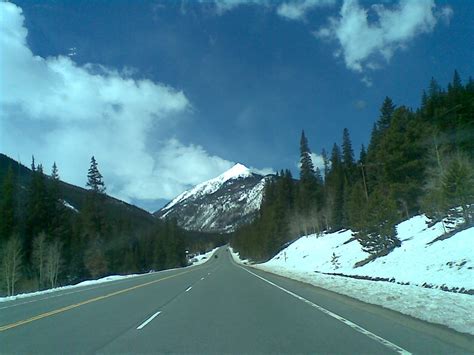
left=1, top=0, right=473, bottom=212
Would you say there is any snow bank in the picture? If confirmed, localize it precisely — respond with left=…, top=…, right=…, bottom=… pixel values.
left=188, top=247, right=219, bottom=266
left=231, top=216, right=474, bottom=335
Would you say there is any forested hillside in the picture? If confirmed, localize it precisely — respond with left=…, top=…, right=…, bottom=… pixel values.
left=233, top=71, right=474, bottom=261
left=0, top=155, right=194, bottom=296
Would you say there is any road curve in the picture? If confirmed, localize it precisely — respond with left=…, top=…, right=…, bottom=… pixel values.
left=1, top=247, right=473, bottom=354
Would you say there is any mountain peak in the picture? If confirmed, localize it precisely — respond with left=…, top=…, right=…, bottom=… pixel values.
left=219, top=163, right=252, bottom=182
left=156, top=162, right=268, bottom=232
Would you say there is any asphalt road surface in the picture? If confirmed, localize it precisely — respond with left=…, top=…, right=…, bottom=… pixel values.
left=1, top=247, right=473, bottom=354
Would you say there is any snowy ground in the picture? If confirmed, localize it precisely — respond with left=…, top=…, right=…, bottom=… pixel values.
left=0, top=247, right=218, bottom=303
left=230, top=215, right=474, bottom=335
left=187, top=247, right=219, bottom=266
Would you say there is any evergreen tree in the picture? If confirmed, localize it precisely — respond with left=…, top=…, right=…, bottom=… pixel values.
left=48, top=162, right=67, bottom=239
left=321, top=148, right=330, bottom=179
left=377, top=97, right=396, bottom=131
left=428, top=77, right=441, bottom=98
left=441, top=154, right=474, bottom=225
left=451, top=70, right=462, bottom=91
left=359, top=145, right=367, bottom=165
left=421, top=90, right=428, bottom=108
left=298, top=130, right=320, bottom=217
left=327, top=143, right=344, bottom=230
left=26, top=163, right=50, bottom=252
left=86, top=156, right=106, bottom=193
left=299, top=131, right=316, bottom=184
left=356, top=188, right=400, bottom=256
left=342, top=128, right=355, bottom=169
left=466, top=77, right=474, bottom=93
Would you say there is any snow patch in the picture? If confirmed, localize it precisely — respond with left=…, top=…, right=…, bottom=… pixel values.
left=188, top=247, right=219, bottom=266
left=62, top=200, right=78, bottom=212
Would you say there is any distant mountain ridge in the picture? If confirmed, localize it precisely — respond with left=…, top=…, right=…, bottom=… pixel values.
left=154, top=163, right=271, bottom=233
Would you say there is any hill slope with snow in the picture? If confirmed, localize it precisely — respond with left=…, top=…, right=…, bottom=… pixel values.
left=155, top=163, right=270, bottom=233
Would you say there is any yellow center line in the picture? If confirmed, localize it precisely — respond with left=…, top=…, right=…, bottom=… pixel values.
left=0, top=268, right=197, bottom=332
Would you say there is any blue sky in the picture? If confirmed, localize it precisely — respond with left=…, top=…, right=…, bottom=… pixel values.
left=1, top=0, right=473, bottom=211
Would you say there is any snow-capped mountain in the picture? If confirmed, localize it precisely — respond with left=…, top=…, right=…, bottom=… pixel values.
left=154, top=163, right=271, bottom=233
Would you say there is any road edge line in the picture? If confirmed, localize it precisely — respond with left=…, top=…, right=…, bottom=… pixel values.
left=237, top=264, right=412, bottom=355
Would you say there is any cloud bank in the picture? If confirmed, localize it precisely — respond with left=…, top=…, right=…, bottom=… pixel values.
left=0, top=2, right=268, bottom=207
left=277, top=0, right=335, bottom=21
left=200, top=0, right=452, bottom=85
left=315, top=0, right=453, bottom=73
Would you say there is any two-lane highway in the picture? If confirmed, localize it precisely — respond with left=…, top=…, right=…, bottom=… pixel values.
left=1, top=247, right=473, bottom=354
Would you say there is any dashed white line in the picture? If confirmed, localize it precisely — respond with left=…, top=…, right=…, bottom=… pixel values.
left=136, top=311, right=161, bottom=330
left=185, top=286, right=192, bottom=292
left=238, top=265, right=412, bottom=355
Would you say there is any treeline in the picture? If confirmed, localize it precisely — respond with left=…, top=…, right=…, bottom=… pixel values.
left=0, top=156, right=187, bottom=296
left=233, top=71, right=474, bottom=262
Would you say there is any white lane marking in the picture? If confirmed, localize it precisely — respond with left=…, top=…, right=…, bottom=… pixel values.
left=238, top=266, right=411, bottom=355
left=136, top=311, right=161, bottom=330
left=185, top=286, right=192, bottom=292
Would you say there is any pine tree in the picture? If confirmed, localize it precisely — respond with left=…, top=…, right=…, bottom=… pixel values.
left=86, top=156, right=106, bottom=193
left=49, top=162, right=67, bottom=239
left=359, top=145, right=367, bottom=165
left=356, top=188, right=400, bottom=256
left=441, top=154, right=474, bottom=225
left=49, top=162, right=60, bottom=206
left=298, top=130, right=319, bottom=217
left=26, top=163, right=50, bottom=249
left=299, top=131, right=316, bottom=184
left=321, top=148, right=330, bottom=179
left=466, top=77, right=474, bottom=93
left=421, top=90, right=428, bottom=109
left=451, top=70, right=462, bottom=91
left=327, top=143, right=344, bottom=230
left=377, top=97, right=396, bottom=131
left=342, top=128, right=355, bottom=169
left=342, top=128, right=356, bottom=186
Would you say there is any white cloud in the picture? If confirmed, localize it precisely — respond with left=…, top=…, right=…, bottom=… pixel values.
left=0, top=2, right=271, bottom=206
left=251, top=167, right=275, bottom=176
left=277, top=0, right=335, bottom=21
left=316, top=0, right=452, bottom=73
left=201, top=0, right=268, bottom=14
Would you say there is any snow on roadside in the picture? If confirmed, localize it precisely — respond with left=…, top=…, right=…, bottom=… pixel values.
left=255, top=263, right=474, bottom=335
left=188, top=247, right=219, bottom=266
left=230, top=217, right=474, bottom=335
left=0, top=247, right=219, bottom=303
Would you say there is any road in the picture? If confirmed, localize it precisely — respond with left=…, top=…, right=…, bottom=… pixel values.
left=1, top=247, right=473, bottom=354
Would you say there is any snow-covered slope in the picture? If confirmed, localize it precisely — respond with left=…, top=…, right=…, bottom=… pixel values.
left=155, top=163, right=271, bottom=233
left=261, top=215, right=473, bottom=291
left=232, top=216, right=474, bottom=334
